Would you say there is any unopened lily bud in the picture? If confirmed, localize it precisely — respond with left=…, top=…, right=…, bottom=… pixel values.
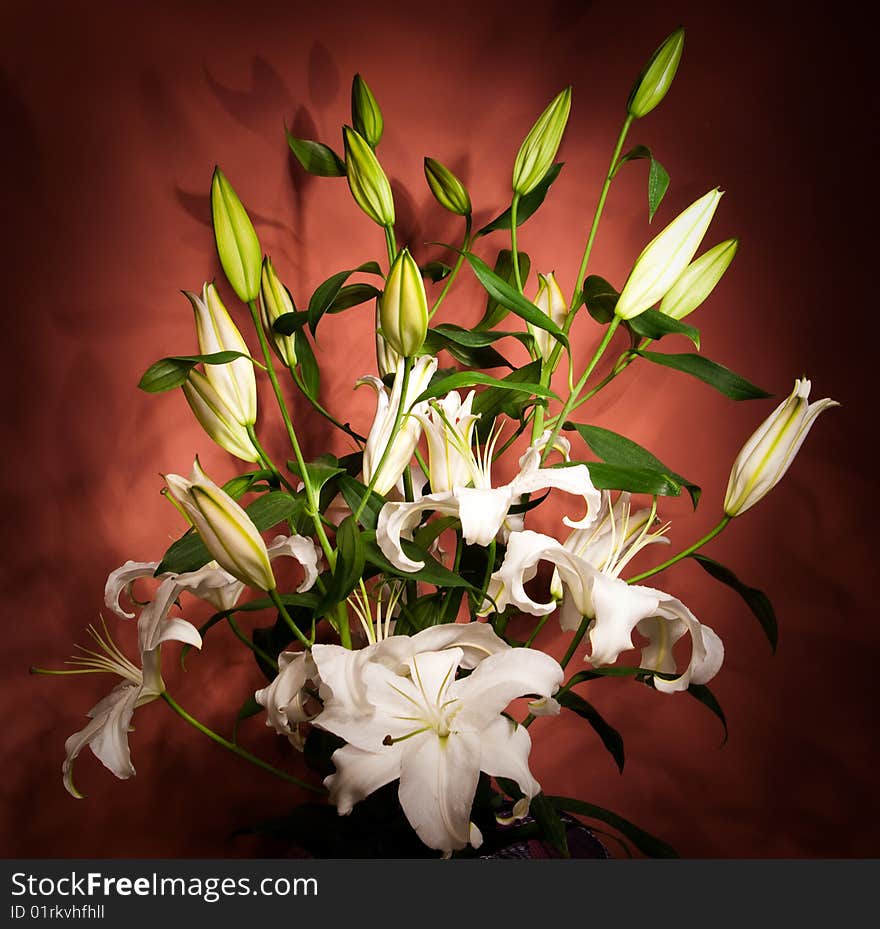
left=424, top=157, right=471, bottom=216
left=528, top=272, right=567, bottom=360
left=375, top=299, right=401, bottom=377
left=512, top=87, right=571, bottom=197
left=615, top=188, right=723, bottom=320
left=379, top=248, right=428, bottom=357
left=660, top=238, right=738, bottom=320
left=165, top=458, right=276, bottom=590
left=627, top=27, right=685, bottom=119
left=351, top=73, right=383, bottom=148
left=185, top=283, right=257, bottom=425
left=259, top=257, right=298, bottom=368
left=211, top=167, right=262, bottom=302
left=343, top=125, right=395, bottom=227
left=724, top=378, right=839, bottom=517
left=182, top=369, right=261, bottom=463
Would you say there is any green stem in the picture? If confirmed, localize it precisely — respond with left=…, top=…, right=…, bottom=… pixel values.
left=161, top=692, right=323, bottom=794
left=626, top=516, right=731, bottom=584
left=510, top=194, right=523, bottom=293
left=269, top=588, right=311, bottom=650
left=354, top=356, right=414, bottom=521
left=430, top=214, right=472, bottom=318
left=247, top=300, right=335, bottom=570
left=290, top=367, right=365, bottom=443
left=523, top=614, right=550, bottom=649
left=227, top=615, right=278, bottom=671
left=244, top=424, right=298, bottom=495
left=540, top=316, right=621, bottom=463
left=384, top=224, right=398, bottom=265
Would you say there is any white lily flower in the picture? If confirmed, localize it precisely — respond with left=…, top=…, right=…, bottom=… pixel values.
left=185, top=282, right=257, bottom=426
left=528, top=272, right=567, bottom=361
left=480, top=529, right=722, bottom=692
left=376, top=433, right=601, bottom=572
left=724, top=377, right=839, bottom=517
left=57, top=608, right=202, bottom=798
left=312, top=629, right=563, bottom=854
left=550, top=490, right=669, bottom=598
left=164, top=458, right=276, bottom=591
left=358, top=354, right=438, bottom=497
left=255, top=651, right=319, bottom=750
left=413, top=390, right=480, bottom=493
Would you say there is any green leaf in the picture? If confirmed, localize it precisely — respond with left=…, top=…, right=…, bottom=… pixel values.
left=627, top=308, right=701, bottom=349
left=395, top=592, right=451, bottom=635
left=421, top=260, right=452, bottom=283
left=466, top=252, right=568, bottom=349
left=636, top=350, right=773, bottom=400
left=363, top=533, right=474, bottom=589
left=156, top=491, right=303, bottom=575
left=422, top=329, right=512, bottom=370
left=138, top=351, right=260, bottom=394
left=529, top=792, right=569, bottom=857
left=476, top=163, right=564, bottom=236
left=289, top=456, right=345, bottom=498
left=471, top=359, right=543, bottom=440
left=557, top=690, right=625, bottom=773
left=566, top=422, right=701, bottom=508
left=327, top=282, right=382, bottom=313
left=337, top=474, right=385, bottom=531
left=221, top=469, right=275, bottom=500
left=308, top=261, right=383, bottom=334
left=614, top=145, right=670, bottom=221
left=315, top=515, right=365, bottom=616
left=412, top=370, right=557, bottom=406
left=548, top=796, right=678, bottom=858
left=294, top=329, right=320, bottom=400
left=691, top=554, right=778, bottom=652
left=285, top=132, right=346, bottom=177
left=272, top=309, right=311, bottom=336
left=429, top=323, right=535, bottom=352
left=584, top=462, right=682, bottom=496
left=476, top=249, right=532, bottom=330
left=252, top=613, right=308, bottom=681
left=581, top=275, right=619, bottom=324
left=686, top=683, right=728, bottom=744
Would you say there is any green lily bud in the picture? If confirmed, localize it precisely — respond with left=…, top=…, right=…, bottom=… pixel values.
left=424, top=157, right=471, bottom=216
left=528, top=272, right=567, bottom=361
left=343, top=125, right=395, bottom=227
left=165, top=458, right=276, bottom=591
left=259, top=257, right=298, bottom=368
left=660, top=238, right=739, bottom=320
left=615, top=188, right=723, bottom=320
left=375, top=298, right=401, bottom=377
left=351, top=73, right=383, bottom=148
left=379, top=248, right=428, bottom=357
left=210, top=167, right=262, bottom=302
left=182, top=369, right=261, bottom=463
left=627, top=27, right=685, bottom=119
left=512, top=87, right=571, bottom=197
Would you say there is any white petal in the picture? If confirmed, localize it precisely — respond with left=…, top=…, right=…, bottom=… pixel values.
left=174, top=563, right=244, bottom=612
left=384, top=623, right=509, bottom=670
left=325, top=742, right=403, bottom=815
left=454, top=648, right=563, bottom=731
left=63, top=683, right=142, bottom=798
left=376, top=493, right=458, bottom=572
left=255, top=651, right=316, bottom=737
left=454, top=486, right=513, bottom=547
left=104, top=561, right=159, bottom=619
left=587, top=575, right=662, bottom=667
left=478, top=715, right=542, bottom=802
left=266, top=534, right=321, bottom=592
left=398, top=730, right=481, bottom=853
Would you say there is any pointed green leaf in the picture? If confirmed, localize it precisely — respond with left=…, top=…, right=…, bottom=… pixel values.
left=581, top=275, right=619, bottom=324
left=412, top=370, right=556, bottom=406
left=557, top=690, right=625, bottom=772
left=548, top=796, right=678, bottom=858
left=420, top=260, right=452, bottom=283
left=686, top=682, right=728, bottom=743
left=565, top=422, right=701, bottom=507
left=471, top=359, right=543, bottom=440
left=294, top=329, right=320, bottom=400
left=337, top=474, right=385, bottom=531
left=476, top=249, right=532, bottom=330
left=308, top=261, right=383, bottom=334
left=584, top=462, right=682, bottom=496
left=138, top=351, right=261, bottom=394
left=272, top=309, right=311, bottom=336
left=422, top=329, right=512, bottom=370
left=691, top=554, right=778, bottom=652
left=476, top=163, right=564, bottom=236
left=327, top=282, right=382, bottom=313
left=636, top=350, right=772, bottom=400
left=314, top=515, right=365, bottom=616
left=286, top=132, right=346, bottom=177
left=363, top=533, right=474, bottom=589
left=627, top=308, right=700, bottom=349
left=613, top=145, right=670, bottom=221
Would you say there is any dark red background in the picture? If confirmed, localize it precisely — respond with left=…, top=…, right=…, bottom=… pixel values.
left=2, top=0, right=876, bottom=857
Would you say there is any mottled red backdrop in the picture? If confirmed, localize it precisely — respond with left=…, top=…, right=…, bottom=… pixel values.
left=2, top=0, right=875, bottom=858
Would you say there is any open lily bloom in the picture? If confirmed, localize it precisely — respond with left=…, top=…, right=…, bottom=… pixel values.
left=58, top=607, right=202, bottom=798
left=358, top=355, right=438, bottom=497
left=413, top=389, right=480, bottom=493
left=255, top=650, right=320, bottom=750
left=376, top=432, right=601, bottom=572
left=311, top=625, right=563, bottom=854
left=481, top=529, right=723, bottom=692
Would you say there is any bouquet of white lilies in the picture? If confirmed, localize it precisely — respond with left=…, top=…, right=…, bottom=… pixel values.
left=35, top=28, right=837, bottom=859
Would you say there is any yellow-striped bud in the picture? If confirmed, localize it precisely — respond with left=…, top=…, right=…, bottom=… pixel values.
left=343, top=126, right=395, bottom=227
